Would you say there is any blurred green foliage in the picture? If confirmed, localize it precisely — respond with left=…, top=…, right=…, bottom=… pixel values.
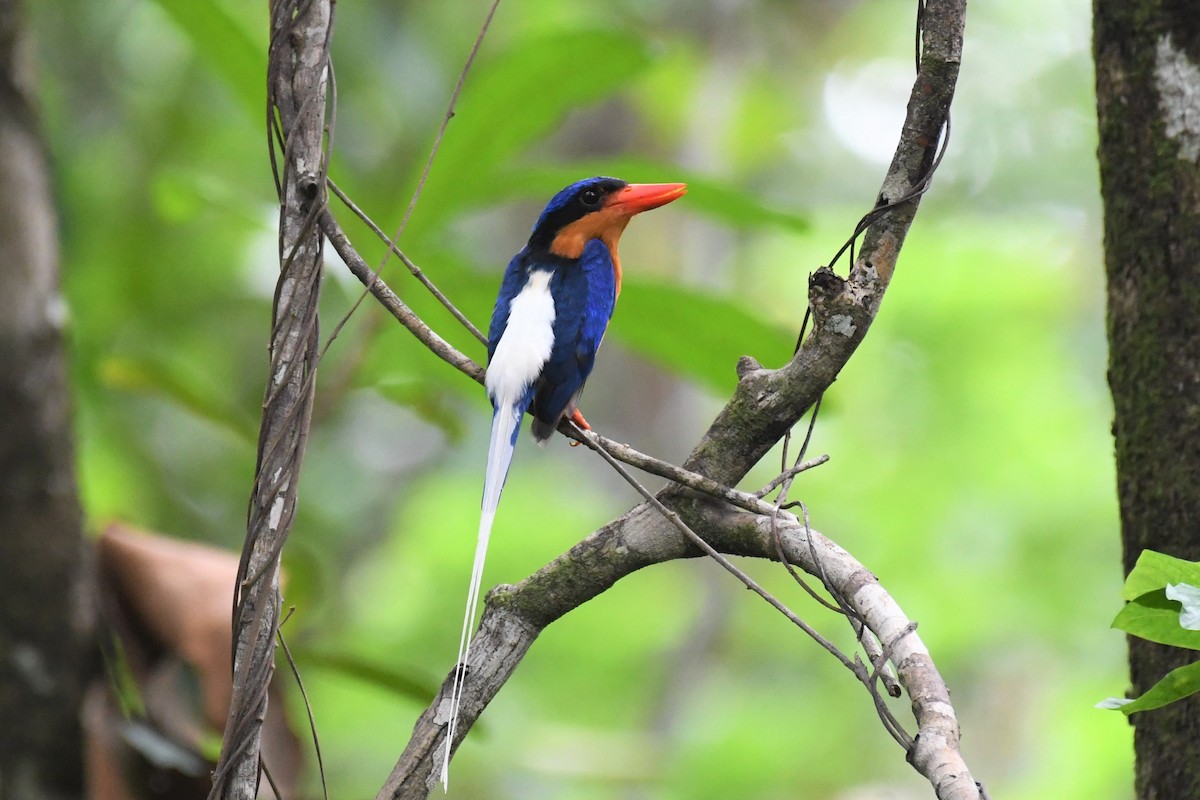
left=28, top=0, right=1125, bottom=798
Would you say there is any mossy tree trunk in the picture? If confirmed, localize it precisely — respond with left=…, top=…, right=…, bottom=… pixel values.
left=0, top=1, right=89, bottom=797
left=1094, top=1, right=1200, bottom=797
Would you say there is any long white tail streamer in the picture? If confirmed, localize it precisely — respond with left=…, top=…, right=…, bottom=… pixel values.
left=441, top=404, right=520, bottom=788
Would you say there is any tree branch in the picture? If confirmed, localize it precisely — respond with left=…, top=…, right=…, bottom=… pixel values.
left=683, top=0, right=963, bottom=488
left=320, top=209, right=485, bottom=385
left=326, top=179, right=486, bottom=344
left=0, top=1, right=89, bottom=793
left=377, top=498, right=978, bottom=800
left=210, top=2, right=333, bottom=798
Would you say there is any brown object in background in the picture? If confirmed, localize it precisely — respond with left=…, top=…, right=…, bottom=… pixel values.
left=88, top=523, right=302, bottom=799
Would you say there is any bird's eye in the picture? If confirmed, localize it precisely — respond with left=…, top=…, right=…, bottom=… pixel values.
left=579, top=188, right=602, bottom=208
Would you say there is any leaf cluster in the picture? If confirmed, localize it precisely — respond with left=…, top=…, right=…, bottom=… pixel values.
left=1105, top=551, right=1200, bottom=715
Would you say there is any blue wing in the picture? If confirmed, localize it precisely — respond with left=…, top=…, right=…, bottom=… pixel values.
left=530, top=238, right=616, bottom=439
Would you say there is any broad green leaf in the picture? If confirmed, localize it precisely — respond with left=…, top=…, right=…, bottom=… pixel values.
left=371, top=379, right=469, bottom=441
left=514, top=159, right=809, bottom=233
left=148, top=0, right=263, bottom=120
left=1123, top=549, right=1200, bottom=601
left=1117, top=658, right=1200, bottom=715
left=292, top=647, right=491, bottom=736
left=405, top=30, right=653, bottom=232
left=1113, top=589, right=1200, bottom=650
left=354, top=307, right=484, bottom=399
left=294, top=648, right=436, bottom=706
left=614, top=279, right=795, bottom=394
left=99, top=355, right=255, bottom=441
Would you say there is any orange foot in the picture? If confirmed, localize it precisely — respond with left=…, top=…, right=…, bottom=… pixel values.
left=568, top=409, right=590, bottom=446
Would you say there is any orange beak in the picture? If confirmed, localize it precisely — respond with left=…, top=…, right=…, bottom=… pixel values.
left=607, top=183, right=688, bottom=215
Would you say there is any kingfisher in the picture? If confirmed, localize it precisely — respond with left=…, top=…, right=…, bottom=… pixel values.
left=443, top=177, right=687, bottom=784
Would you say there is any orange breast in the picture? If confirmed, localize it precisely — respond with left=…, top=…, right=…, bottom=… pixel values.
left=549, top=207, right=628, bottom=297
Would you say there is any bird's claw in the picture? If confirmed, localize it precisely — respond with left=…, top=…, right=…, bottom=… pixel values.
left=569, top=409, right=590, bottom=445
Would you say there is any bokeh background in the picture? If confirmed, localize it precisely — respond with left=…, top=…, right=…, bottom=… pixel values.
left=28, top=0, right=1125, bottom=797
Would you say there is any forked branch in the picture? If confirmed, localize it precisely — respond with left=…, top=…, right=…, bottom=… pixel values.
left=376, top=498, right=977, bottom=800
left=372, top=0, right=974, bottom=796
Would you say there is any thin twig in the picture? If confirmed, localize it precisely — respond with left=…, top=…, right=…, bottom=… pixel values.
left=320, top=210, right=485, bottom=385
left=260, top=761, right=283, bottom=800
left=571, top=422, right=858, bottom=672
left=767, top=400, right=844, bottom=614
left=327, top=178, right=485, bottom=343
left=278, top=622, right=329, bottom=800
left=756, top=454, right=829, bottom=498
left=769, top=509, right=843, bottom=613
left=318, top=0, right=499, bottom=354
left=797, top=499, right=908, bottom=738
left=390, top=0, right=502, bottom=248
left=568, top=426, right=828, bottom=515
left=825, top=112, right=951, bottom=275
left=308, top=0, right=500, bottom=418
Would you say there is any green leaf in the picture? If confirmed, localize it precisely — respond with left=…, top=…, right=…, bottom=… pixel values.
left=514, top=159, right=809, bottom=233
left=196, top=731, right=223, bottom=762
left=98, top=355, right=256, bottom=441
left=101, top=634, right=147, bottom=719
left=148, top=0, right=263, bottom=120
left=295, top=649, right=436, bottom=706
left=1118, top=658, right=1200, bottom=715
left=1113, top=589, right=1200, bottom=650
left=407, top=30, right=654, bottom=231
left=1123, top=549, right=1200, bottom=601
left=613, top=279, right=795, bottom=394
left=371, top=379, right=468, bottom=441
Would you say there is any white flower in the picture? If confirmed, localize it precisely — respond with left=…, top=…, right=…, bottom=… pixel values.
left=1095, top=697, right=1134, bottom=710
left=1166, top=583, right=1200, bottom=630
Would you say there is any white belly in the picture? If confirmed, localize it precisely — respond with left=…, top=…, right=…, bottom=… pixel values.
left=486, top=270, right=556, bottom=408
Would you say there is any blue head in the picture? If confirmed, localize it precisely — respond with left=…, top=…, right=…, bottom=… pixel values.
left=526, top=177, right=688, bottom=257
left=529, top=177, right=627, bottom=247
